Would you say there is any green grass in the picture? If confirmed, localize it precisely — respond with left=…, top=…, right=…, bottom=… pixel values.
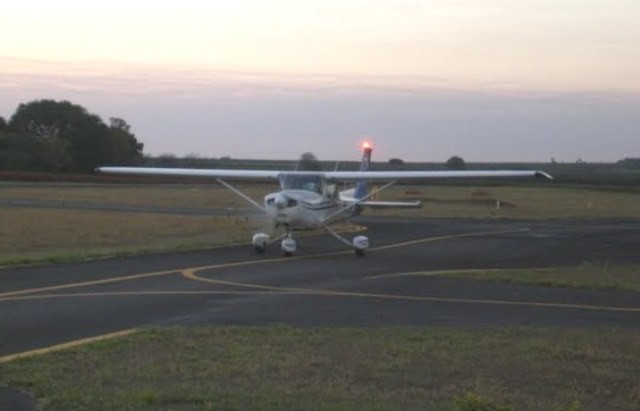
left=437, top=262, right=640, bottom=292
left=377, top=185, right=640, bottom=219
left=1, top=183, right=639, bottom=266
left=0, top=208, right=256, bottom=266
left=1, top=326, right=638, bottom=410
left=2, top=182, right=640, bottom=219
left=0, top=182, right=271, bottom=209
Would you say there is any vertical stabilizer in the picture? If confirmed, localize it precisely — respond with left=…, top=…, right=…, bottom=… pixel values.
left=354, top=142, right=372, bottom=200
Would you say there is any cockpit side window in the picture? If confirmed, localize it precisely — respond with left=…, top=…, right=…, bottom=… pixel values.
left=279, top=174, right=324, bottom=194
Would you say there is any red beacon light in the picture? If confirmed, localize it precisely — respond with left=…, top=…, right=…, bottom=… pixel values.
left=362, top=141, right=372, bottom=150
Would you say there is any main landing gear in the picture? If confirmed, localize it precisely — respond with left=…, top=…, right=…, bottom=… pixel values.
left=352, top=235, right=369, bottom=257
left=251, top=228, right=368, bottom=257
left=251, top=231, right=298, bottom=257
left=325, top=226, right=369, bottom=257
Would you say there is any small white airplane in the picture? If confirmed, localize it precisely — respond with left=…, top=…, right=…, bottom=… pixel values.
left=98, top=143, right=552, bottom=256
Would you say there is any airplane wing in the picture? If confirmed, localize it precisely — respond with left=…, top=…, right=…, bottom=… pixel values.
left=324, top=170, right=553, bottom=181
left=351, top=200, right=422, bottom=209
left=97, top=167, right=552, bottom=181
left=96, top=167, right=281, bottom=181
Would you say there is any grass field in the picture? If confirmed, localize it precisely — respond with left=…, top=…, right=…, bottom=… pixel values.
left=1, top=326, right=638, bottom=411
left=1, top=182, right=639, bottom=266
left=0, top=183, right=268, bottom=265
left=0, top=183, right=271, bottom=209
left=1, top=182, right=639, bottom=410
left=410, top=262, right=640, bottom=293
left=2, top=183, right=640, bottom=219
left=378, top=185, right=640, bottom=219
left=0, top=209, right=257, bottom=266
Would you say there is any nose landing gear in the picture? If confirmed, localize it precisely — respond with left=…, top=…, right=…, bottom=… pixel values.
left=281, top=233, right=297, bottom=257
left=252, top=230, right=298, bottom=257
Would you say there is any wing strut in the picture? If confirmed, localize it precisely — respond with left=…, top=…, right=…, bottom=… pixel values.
left=324, top=225, right=356, bottom=248
left=215, top=178, right=266, bottom=214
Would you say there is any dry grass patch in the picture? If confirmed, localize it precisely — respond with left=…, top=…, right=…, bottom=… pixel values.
left=2, top=183, right=640, bottom=219
left=1, top=326, right=638, bottom=410
left=2, top=183, right=639, bottom=265
left=0, top=208, right=253, bottom=264
left=376, top=185, right=640, bottom=219
left=439, top=262, right=640, bottom=292
left=0, top=183, right=272, bottom=209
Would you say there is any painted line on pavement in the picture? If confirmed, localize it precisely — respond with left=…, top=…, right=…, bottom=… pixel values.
left=0, top=329, right=137, bottom=364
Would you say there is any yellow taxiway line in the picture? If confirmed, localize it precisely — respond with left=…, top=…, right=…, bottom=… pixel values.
left=2, top=227, right=637, bottom=364
left=371, top=228, right=530, bottom=251
left=183, top=268, right=640, bottom=314
left=0, top=328, right=137, bottom=364
left=0, top=228, right=525, bottom=300
left=364, top=267, right=549, bottom=280
left=0, top=268, right=179, bottom=299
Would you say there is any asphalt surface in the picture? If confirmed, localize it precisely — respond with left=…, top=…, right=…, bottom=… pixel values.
left=1, top=217, right=640, bottom=409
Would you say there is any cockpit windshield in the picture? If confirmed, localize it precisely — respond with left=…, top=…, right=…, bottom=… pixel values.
left=279, top=174, right=324, bottom=194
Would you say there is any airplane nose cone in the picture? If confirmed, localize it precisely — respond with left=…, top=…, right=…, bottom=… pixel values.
left=275, top=193, right=287, bottom=209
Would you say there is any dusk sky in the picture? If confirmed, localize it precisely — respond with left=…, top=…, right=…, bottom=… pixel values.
left=1, top=0, right=639, bottom=162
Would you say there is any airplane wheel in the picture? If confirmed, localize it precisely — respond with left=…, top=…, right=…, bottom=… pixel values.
left=352, top=236, right=369, bottom=257
left=252, top=233, right=270, bottom=254
left=281, top=237, right=296, bottom=257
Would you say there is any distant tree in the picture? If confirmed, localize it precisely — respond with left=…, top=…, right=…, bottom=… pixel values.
left=155, top=153, right=178, bottom=167
left=297, top=152, right=322, bottom=171
left=182, top=153, right=212, bottom=168
left=106, top=117, right=144, bottom=166
left=8, top=100, right=143, bottom=172
left=445, top=155, right=466, bottom=170
left=109, top=117, right=131, bottom=133
left=388, top=158, right=404, bottom=166
left=0, top=116, right=7, bottom=131
left=617, top=158, right=640, bottom=168
left=0, top=132, right=71, bottom=171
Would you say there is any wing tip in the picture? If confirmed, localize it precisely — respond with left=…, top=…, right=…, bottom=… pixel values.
left=535, top=171, right=554, bottom=180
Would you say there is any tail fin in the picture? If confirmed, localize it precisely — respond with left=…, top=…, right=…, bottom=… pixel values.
left=354, top=143, right=372, bottom=200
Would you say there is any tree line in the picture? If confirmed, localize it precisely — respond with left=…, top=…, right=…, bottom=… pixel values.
left=0, top=100, right=143, bottom=173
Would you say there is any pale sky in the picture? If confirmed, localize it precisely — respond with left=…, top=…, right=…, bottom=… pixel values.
left=1, top=0, right=639, bottom=161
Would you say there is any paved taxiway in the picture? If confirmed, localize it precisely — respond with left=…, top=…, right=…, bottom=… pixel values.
left=1, top=217, right=639, bottom=360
